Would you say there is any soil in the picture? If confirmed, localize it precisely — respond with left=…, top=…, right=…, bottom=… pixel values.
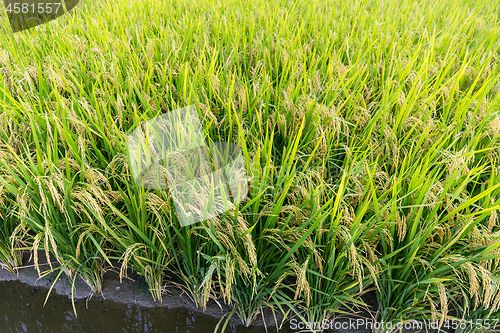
left=0, top=252, right=452, bottom=333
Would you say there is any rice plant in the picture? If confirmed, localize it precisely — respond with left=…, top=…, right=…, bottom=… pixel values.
left=0, top=0, right=499, bottom=331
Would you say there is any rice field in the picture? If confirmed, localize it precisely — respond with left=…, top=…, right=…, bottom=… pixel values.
left=0, top=0, right=500, bottom=331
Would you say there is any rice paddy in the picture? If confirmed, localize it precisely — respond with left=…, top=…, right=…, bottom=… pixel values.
left=1, top=0, right=500, bottom=331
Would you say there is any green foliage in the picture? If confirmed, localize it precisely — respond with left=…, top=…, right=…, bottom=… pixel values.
left=0, top=0, right=500, bottom=331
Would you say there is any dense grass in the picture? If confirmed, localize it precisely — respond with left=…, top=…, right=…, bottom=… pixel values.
left=1, top=0, right=500, bottom=331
